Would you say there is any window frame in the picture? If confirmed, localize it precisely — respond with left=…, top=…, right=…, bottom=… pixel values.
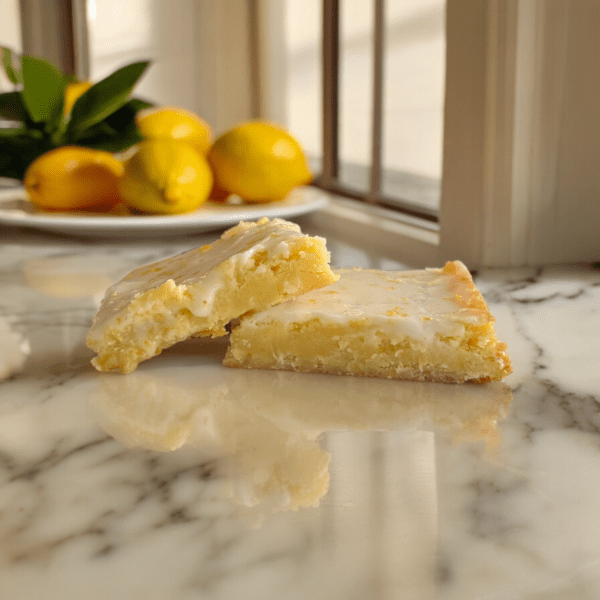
left=439, top=0, right=592, bottom=268
left=311, top=0, right=441, bottom=224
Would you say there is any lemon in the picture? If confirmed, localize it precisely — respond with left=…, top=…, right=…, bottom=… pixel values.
left=24, top=146, right=124, bottom=211
left=118, top=139, right=213, bottom=215
left=64, top=80, right=93, bottom=115
left=136, top=107, right=212, bottom=155
left=207, top=121, right=312, bottom=203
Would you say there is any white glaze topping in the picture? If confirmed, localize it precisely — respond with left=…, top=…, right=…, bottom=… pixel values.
left=87, top=218, right=322, bottom=340
left=239, top=266, right=488, bottom=342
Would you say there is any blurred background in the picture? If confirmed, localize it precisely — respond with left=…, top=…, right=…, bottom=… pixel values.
left=0, top=0, right=445, bottom=217
left=3, top=0, right=600, bottom=266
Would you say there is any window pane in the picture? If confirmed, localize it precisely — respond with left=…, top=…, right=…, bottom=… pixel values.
left=381, top=0, right=445, bottom=212
left=338, top=0, right=375, bottom=193
left=284, top=0, right=323, bottom=175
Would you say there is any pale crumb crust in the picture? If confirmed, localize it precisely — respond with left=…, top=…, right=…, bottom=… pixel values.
left=88, top=229, right=337, bottom=374
left=224, top=262, right=512, bottom=384
left=224, top=320, right=511, bottom=383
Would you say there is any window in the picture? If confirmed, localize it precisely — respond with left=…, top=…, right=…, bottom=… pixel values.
left=282, top=0, right=445, bottom=222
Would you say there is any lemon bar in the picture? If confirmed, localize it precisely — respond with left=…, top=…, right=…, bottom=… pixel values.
left=87, top=218, right=338, bottom=373
left=224, top=261, right=512, bottom=383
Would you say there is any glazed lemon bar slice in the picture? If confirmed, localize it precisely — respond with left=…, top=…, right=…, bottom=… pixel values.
left=87, top=218, right=338, bottom=373
left=224, top=261, right=512, bottom=383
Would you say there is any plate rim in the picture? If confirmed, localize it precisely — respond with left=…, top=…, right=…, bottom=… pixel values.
left=0, top=186, right=328, bottom=234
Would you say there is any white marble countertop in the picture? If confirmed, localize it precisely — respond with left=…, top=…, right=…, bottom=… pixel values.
left=1, top=213, right=599, bottom=599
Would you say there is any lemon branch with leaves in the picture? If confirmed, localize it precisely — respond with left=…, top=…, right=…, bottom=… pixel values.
left=0, top=47, right=152, bottom=180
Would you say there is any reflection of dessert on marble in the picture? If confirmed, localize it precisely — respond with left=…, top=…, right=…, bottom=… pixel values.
left=89, top=355, right=512, bottom=512
left=86, top=218, right=338, bottom=374
left=90, top=360, right=330, bottom=511
left=225, top=261, right=512, bottom=383
left=23, top=255, right=114, bottom=298
left=223, top=368, right=513, bottom=449
left=91, top=367, right=226, bottom=452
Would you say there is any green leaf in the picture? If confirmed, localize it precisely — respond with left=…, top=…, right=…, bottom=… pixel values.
left=72, top=119, right=118, bottom=142
left=1, top=46, right=22, bottom=84
left=70, top=97, right=152, bottom=152
left=67, top=61, right=150, bottom=135
left=0, top=126, right=23, bottom=137
left=103, top=97, right=153, bottom=131
left=20, top=55, right=65, bottom=125
left=0, top=132, right=55, bottom=180
left=79, top=129, right=144, bottom=153
left=0, top=91, right=27, bottom=121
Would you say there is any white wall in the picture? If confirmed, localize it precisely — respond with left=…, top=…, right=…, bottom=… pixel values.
left=0, top=0, right=22, bottom=91
left=441, top=0, right=600, bottom=267
left=545, top=1, right=600, bottom=263
left=86, top=0, right=254, bottom=137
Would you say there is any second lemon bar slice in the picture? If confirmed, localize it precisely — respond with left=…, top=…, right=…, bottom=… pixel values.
left=224, top=261, right=512, bottom=383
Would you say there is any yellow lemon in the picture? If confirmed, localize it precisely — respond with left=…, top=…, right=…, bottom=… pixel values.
left=207, top=121, right=312, bottom=203
left=64, top=80, right=93, bottom=115
left=24, top=146, right=124, bottom=211
left=136, top=107, right=212, bottom=155
left=118, top=139, right=213, bottom=215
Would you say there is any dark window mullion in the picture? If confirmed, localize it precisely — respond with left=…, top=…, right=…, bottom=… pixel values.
left=369, top=0, right=385, bottom=202
left=321, top=0, right=340, bottom=184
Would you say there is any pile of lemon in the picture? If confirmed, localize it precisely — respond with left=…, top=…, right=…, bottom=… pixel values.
left=24, top=101, right=312, bottom=215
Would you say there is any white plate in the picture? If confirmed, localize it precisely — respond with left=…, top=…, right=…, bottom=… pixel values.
left=0, top=185, right=328, bottom=237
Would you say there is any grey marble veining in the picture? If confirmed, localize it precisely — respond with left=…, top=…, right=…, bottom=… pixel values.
left=1, top=217, right=600, bottom=599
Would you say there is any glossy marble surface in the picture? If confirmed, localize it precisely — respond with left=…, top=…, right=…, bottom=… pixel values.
left=1, top=214, right=600, bottom=599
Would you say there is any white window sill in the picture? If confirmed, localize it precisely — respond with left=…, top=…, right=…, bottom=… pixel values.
left=307, top=193, right=440, bottom=268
